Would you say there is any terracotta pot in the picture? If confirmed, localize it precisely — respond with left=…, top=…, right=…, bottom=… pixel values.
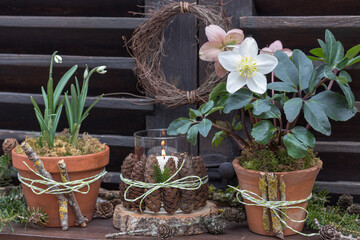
left=12, top=145, right=110, bottom=227
left=232, top=158, right=322, bottom=236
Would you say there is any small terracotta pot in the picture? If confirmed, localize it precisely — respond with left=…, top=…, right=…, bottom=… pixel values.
left=12, top=146, right=110, bottom=227
left=232, top=158, right=322, bottom=236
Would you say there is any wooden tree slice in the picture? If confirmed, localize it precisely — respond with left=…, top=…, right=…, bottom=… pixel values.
left=113, top=201, right=217, bottom=236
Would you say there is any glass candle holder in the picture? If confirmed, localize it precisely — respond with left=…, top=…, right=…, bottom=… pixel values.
left=134, top=129, right=191, bottom=170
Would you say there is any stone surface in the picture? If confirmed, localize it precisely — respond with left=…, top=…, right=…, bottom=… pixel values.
left=113, top=201, right=217, bottom=236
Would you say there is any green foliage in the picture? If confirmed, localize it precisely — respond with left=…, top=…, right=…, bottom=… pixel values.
left=251, top=120, right=276, bottom=145
left=0, top=155, right=13, bottom=187
left=153, top=164, right=171, bottom=183
left=208, top=184, right=243, bottom=207
left=64, top=65, right=104, bottom=145
left=307, top=187, right=360, bottom=237
left=223, top=89, right=252, bottom=113
left=0, top=186, right=48, bottom=231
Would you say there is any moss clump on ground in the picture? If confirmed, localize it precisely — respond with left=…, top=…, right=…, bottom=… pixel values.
left=15, top=130, right=106, bottom=157
left=238, top=144, right=321, bottom=172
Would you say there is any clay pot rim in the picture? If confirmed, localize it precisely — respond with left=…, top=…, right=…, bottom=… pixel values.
left=232, top=157, right=323, bottom=175
left=12, top=145, right=109, bottom=161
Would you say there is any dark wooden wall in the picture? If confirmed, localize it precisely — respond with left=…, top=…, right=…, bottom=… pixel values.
left=1, top=0, right=359, bottom=193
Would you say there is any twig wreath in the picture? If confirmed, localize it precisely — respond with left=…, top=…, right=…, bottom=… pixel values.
left=128, top=1, right=228, bottom=108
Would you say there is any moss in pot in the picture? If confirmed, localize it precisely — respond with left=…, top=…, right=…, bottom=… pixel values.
left=12, top=51, right=109, bottom=228
left=167, top=29, right=358, bottom=237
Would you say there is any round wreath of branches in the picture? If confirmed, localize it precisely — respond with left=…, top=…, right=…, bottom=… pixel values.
left=129, top=1, right=228, bottom=108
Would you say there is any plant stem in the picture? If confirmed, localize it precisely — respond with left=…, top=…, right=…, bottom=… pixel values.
left=212, top=123, right=248, bottom=149
left=241, top=109, right=252, bottom=142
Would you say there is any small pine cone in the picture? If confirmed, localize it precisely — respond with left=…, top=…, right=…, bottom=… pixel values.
left=95, top=201, right=114, bottom=219
left=178, top=153, right=195, bottom=213
left=347, top=204, right=360, bottom=215
left=222, top=207, right=246, bottom=223
left=319, top=225, right=337, bottom=240
left=144, top=155, right=162, bottom=213
left=337, top=194, right=353, bottom=212
left=192, top=156, right=208, bottom=210
left=120, top=153, right=139, bottom=209
left=203, top=217, right=227, bottom=235
left=128, top=160, right=146, bottom=212
left=163, top=158, right=180, bottom=214
left=2, top=138, right=18, bottom=160
left=110, top=198, right=122, bottom=209
left=157, top=223, right=173, bottom=239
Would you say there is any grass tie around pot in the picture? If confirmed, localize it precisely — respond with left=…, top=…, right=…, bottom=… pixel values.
left=229, top=185, right=319, bottom=237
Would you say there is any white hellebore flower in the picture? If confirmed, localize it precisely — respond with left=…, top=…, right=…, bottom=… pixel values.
left=54, top=55, right=62, bottom=64
left=96, top=66, right=107, bottom=74
left=218, top=37, right=278, bottom=94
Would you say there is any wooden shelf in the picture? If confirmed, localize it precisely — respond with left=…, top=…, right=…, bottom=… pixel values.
left=0, top=92, right=153, bottom=111
left=0, top=16, right=145, bottom=29
left=317, top=181, right=360, bottom=195
left=0, top=218, right=318, bottom=240
left=239, top=16, right=360, bottom=29
left=0, top=54, right=136, bottom=70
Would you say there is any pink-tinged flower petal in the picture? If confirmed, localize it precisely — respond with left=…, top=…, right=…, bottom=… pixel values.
left=255, top=54, right=278, bottom=74
left=246, top=72, right=267, bottom=94
left=269, top=40, right=283, bottom=52
left=226, top=71, right=247, bottom=93
left=282, top=48, right=293, bottom=57
left=215, top=61, right=228, bottom=78
left=237, top=37, right=258, bottom=57
left=218, top=51, right=240, bottom=72
left=199, top=41, right=224, bottom=61
left=205, top=25, right=226, bottom=42
left=260, top=47, right=273, bottom=55
left=224, top=29, right=244, bottom=46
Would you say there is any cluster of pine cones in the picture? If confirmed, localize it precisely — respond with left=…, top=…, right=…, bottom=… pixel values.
left=119, top=152, right=208, bottom=214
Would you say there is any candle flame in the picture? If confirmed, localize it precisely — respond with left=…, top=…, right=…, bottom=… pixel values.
left=161, top=140, right=165, bottom=147
left=161, top=148, right=166, bottom=157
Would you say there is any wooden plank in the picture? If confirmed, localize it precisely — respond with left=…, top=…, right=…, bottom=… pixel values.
left=0, top=92, right=153, bottom=111
left=239, top=16, right=360, bottom=29
left=0, top=219, right=316, bottom=240
left=315, top=141, right=360, bottom=153
left=317, top=181, right=360, bottom=195
left=0, top=54, right=135, bottom=70
left=0, top=16, right=145, bottom=29
left=0, top=129, right=134, bottom=147
left=238, top=0, right=256, bottom=16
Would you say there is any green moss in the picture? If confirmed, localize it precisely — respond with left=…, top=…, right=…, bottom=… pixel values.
left=15, top=130, right=106, bottom=157
left=239, top=144, right=320, bottom=172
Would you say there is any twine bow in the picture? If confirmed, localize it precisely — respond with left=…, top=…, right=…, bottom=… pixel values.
left=121, top=158, right=208, bottom=211
left=18, top=161, right=107, bottom=195
left=230, top=186, right=319, bottom=237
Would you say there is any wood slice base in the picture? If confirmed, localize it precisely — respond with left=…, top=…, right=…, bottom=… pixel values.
left=113, top=201, right=217, bottom=236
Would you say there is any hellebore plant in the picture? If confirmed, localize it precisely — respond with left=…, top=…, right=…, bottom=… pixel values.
left=31, top=51, right=106, bottom=148
left=168, top=29, right=358, bottom=161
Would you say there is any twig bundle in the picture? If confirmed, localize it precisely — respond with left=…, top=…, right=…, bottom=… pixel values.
left=128, top=1, right=228, bottom=107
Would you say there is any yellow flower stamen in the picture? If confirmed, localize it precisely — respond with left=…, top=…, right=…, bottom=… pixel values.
left=236, top=57, right=257, bottom=78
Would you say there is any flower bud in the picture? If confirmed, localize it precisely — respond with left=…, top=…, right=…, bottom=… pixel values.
left=83, top=68, right=89, bottom=79
left=96, top=66, right=107, bottom=74
left=54, top=55, right=62, bottom=64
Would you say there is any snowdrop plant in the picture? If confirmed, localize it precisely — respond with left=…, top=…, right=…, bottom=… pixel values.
left=168, top=29, right=358, bottom=162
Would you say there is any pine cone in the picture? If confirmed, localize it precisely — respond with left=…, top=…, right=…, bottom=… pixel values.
left=337, top=194, right=353, bottom=212
left=192, top=156, right=208, bottom=210
left=163, top=158, right=180, bottom=214
left=2, top=138, right=18, bottom=160
left=120, top=153, right=139, bottom=209
left=110, top=198, right=122, bottom=209
left=203, top=217, right=227, bottom=235
left=319, top=225, right=337, bottom=240
left=128, top=160, right=146, bottom=212
left=95, top=201, right=114, bottom=218
left=347, top=204, right=360, bottom=215
left=178, top=153, right=195, bottom=213
left=144, top=155, right=162, bottom=213
left=222, top=207, right=246, bottom=223
left=157, top=223, right=174, bottom=239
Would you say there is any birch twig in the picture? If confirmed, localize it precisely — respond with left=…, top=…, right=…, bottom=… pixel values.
left=21, top=142, right=68, bottom=230
left=279, top=175, right=286, bottom=231
left=259, top=172, right=270, bottom=232
left=58, top=159, right=88, bottom=227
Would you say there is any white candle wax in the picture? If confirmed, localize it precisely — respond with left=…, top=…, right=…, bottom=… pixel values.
left=156, top=155, right=179, bottom=171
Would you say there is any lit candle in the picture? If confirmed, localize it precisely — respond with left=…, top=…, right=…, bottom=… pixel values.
left=156, top=141, right=178, bottom=171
